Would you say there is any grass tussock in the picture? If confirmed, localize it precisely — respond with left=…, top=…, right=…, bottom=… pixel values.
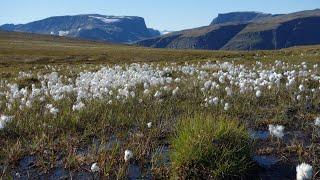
left=170, top=115, right=252, bottom=179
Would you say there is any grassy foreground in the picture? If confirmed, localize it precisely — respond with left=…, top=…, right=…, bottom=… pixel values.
left=0, top=31, right=320, bottom=179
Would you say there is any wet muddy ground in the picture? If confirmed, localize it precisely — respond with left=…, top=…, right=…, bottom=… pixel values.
left=3, top=128, right=310, bottom=180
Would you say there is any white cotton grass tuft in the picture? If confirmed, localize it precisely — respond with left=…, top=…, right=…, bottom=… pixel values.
left=299, top=84, right=305, bottom=92
left=268, top=125, right=284, bottom=139
left=147, top=122, right=152, bottom=128
left=50, top=107, right=59, bottom=116
left=174, top=78, right=181, bottom=83
left=124, top=150, right=133, bottom=162
left=296, top=95, right=302, bottom=101
left=296, top=163, right=313, bottom=180
left=72, top=101, right=85, bottom=111
left=154, top=91, right=162, bottom=98
left=315, top=117, right=320, bottom=127
left=143, top=89, right=150, bottom=95
left=90, top=162, right=100, bottom=172
left=204, top=80, right=212, bottom=90
left=15, top=172, right=20, bottom=178
left=0, top=115, right=14, bottom=129
left=208, top=97, right=219, bottom=106
left=46, top=104, right=59, bottom=116
left=172, top=87, right=180, bottom=96
left=225, top=87, right=232, bottom=96
left=255, top=90, right=262, bottom=98
left=224, top=103, right=230, bottom=111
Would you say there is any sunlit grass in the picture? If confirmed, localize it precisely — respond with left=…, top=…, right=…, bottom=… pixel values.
left=170, top=115, right=252, bottom=179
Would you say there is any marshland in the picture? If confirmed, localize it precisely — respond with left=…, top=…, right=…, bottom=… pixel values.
left=0, top=32, right=319, bottom=179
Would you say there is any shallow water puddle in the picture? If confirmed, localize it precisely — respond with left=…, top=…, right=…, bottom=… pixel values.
left=49, top=167, right=69, bottom=179
left=249, top=129, right=269, bottom=140
left=251, top=155, right=296, bottom=179
left=72, top=171, right=95, bottom=180
left=19, top=155, right=36, bottom=169
left=152, top=145, right=170, bottom=168
left=255, top=164, right=296, bottom=180
left=128, top=163, right=141, bottom=180
left=105, top=134, right=121, bottom=150
left=249, top=129, right=311, bottom=147
left=253, top=155, right=279, bottom=168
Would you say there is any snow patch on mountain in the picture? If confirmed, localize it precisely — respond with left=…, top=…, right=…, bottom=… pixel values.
left=161, top=30, right=173, bottom=35
left=58, top=31, right=69, bottom=36
left=89, top=16, right=121, bottom=23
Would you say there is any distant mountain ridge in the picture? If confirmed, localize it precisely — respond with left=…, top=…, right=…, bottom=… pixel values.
left=0, top=14, right=160, bottom=43
left=210, top=11, right=273, bottom=25
left=137, top=9, right=320, bottom=50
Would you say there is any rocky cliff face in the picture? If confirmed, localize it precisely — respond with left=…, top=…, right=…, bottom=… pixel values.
left=0, top=14, right=160, bottom=43
left=137, top=9, right=320, bottom=50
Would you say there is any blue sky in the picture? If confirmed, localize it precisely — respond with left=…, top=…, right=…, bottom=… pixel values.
left=1, top=0, right=320, bottom=31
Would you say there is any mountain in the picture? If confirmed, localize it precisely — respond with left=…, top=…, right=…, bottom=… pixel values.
left=0, top=14, right=160, bottom=43
left=137, top=24, right=247, bottom=50
left=223, top=10, right=320, bottom=50
left=137, top=9, right=320, bottom=50
left=210, top=12, right=273, bottom=25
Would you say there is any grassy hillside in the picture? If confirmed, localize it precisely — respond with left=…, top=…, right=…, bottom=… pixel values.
left=1, top=30, right=320, bottom=65
left=0, top=30, right=226, bottom=64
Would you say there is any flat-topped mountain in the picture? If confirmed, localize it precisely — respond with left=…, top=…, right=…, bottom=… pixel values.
left=137, top=9, right=320, bottom=50
left=0, top=14, right=160, bottom=43
left=210, top=11, right=275, bottom=25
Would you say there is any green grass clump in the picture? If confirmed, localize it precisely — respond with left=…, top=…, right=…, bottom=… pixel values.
left=170, top=115, right=252, bottom=179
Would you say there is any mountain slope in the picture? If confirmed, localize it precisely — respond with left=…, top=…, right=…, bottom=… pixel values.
left=137, top=24, right=247, bottom=49
left=0, top=14, right=160, bottom=43
left=222, top=10, right=320, bottom=50
left=210, top=12, right=274, bottom=25
left=137, top=9, right=320, bottom=50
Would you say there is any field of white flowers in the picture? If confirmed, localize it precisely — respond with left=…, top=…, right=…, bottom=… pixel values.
left=0, top=59, right=320, bottom=179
